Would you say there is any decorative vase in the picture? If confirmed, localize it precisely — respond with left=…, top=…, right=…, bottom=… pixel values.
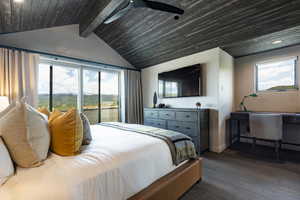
left=196, top=102, right=201, bottom=109
left=153, top=92, right=158, bottom=108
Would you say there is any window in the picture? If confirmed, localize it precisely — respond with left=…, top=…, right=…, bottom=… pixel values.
left=53, top=66, right=79, bottom=111
left=256, top=57, right=298, bottom=92
left=101, top=71, right=119, bottom=122
left=83, top=69, right=100, bottom=124
left=38, top=59, right=121, bottom=123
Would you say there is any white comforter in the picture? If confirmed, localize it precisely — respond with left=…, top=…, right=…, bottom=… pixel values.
left=0, top=124, right=178, bottom=200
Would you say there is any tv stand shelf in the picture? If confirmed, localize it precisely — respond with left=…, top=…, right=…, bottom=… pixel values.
left=143, top=108, right=209, bottom=154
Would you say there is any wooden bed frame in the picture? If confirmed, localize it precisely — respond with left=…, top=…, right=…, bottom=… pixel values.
left=128, top=158, right=203, bottom=200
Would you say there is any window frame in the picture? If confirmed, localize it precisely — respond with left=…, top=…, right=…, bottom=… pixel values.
left=39, top=58, right=122, bottom=123
left=255, top=57, right=299, bottom=93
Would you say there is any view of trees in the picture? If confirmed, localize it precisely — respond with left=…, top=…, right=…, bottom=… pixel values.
left=38, top=94, right=119, bottom=111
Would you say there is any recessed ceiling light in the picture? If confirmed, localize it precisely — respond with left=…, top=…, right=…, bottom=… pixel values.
left=272, top=40, right=282, bottom=45
left=14, top=0, right=24, bottom=3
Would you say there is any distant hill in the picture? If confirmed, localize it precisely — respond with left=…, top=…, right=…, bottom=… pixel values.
left=267, top=85, right=298, bottom=91
left=38, top=94, right=119, bottom=110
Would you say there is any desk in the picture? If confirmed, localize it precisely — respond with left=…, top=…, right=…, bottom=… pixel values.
left=230, top=112, right=300, bottom=148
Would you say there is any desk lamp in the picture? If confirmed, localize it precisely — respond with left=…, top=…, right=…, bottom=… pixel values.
left=240, top=93, right=258, bottom=112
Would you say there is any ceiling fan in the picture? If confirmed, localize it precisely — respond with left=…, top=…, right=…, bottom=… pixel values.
left=104, top=0, right=185, bottom=24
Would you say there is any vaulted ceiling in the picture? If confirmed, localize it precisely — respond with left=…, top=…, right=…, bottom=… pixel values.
left=1, top=0, right=300, bottom=68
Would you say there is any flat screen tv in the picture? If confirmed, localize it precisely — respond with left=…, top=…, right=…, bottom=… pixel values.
left=158, top=64, right=202, bottom=98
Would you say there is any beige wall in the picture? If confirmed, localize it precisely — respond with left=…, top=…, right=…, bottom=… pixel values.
left=141, top=48, right=234, bottom=153
left=234, top=45, right=300, bottom=112
left=0, top=25, right=133, bottom=69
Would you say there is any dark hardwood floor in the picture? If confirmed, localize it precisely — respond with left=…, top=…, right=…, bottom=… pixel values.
left=181, top=150, right=300, bottom=200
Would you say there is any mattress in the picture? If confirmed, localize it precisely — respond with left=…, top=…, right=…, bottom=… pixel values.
left=0, top=124, right=179, bottom=200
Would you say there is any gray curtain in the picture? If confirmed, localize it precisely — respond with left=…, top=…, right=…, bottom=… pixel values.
left=0, top=48, right=39, bottom=107
left=124, top=70, right=143, bottom=124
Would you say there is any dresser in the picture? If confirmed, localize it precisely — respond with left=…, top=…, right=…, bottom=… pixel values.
left=144, top=108, right=209, bottom=154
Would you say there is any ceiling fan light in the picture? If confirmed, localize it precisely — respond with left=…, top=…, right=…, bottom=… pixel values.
left=272, top=40, right=282, bottom=45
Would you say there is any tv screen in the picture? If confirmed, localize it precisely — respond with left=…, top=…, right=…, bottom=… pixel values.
left=158, top=64, right=202, bottom=98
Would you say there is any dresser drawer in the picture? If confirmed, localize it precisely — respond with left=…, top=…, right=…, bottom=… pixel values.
left=176, top=112, right=197, bottom=122
left=144, top=110, right=158, bottom=119
left=144, top=119, right=166, bottom=129
left=168, top=121, right=197, bottom=137
left=159, top=111, right=175, bottom=120
left=284, top=115, right=300, bottom=124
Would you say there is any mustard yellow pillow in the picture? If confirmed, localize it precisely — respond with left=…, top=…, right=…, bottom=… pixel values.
left=49, top=110, right=61, bottom=123
left=38, top=107, right=50, bottom=118
left=49, top=109, right=83, bottom=156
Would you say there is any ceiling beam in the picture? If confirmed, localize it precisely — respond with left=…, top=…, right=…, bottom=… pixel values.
left=79, top=0, right=124, bottom=38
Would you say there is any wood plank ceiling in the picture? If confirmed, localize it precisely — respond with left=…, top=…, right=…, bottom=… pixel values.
left=222, top=26, right=300, bottom=57
left=95, top=0, right=300, bottom=68
left=0, top=0, right=97, bottom=34
left=1, top=0, right=300, bottom=68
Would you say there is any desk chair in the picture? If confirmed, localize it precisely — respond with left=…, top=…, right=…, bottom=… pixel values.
left=249, top=113, right=283, bottom=160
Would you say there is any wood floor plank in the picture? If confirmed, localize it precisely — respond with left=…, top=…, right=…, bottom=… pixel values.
left=181, top=151, right=300, bottom=200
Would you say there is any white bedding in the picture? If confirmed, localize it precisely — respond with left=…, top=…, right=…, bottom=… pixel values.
left=0, top=124, right=179, bottom=200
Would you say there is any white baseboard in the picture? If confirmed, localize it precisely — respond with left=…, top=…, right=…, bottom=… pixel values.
left=210, top=143, right=227, bottom=153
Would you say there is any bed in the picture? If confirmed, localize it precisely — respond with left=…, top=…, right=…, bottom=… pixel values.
left=0, top=124, right=202, bottom=200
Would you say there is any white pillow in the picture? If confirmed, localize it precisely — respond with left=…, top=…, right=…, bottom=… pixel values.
left=0, top=137, right=14, bottom=185
left=0, top=101, right=50, bottom=168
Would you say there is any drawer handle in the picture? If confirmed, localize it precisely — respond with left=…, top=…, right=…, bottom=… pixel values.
left=186, top=115, right=190, bottom=118
left=157, top=123, right=161, bottom=125
left=186, top=127, right=191, bottom=130
left=165, top=114, right=169, bottom=116
left=175, top=126, right=180, bottom=128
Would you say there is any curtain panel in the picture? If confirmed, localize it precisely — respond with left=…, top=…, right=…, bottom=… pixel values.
left=124, top=70, right=143, bottom=124
left=0, top=48, right=39, bottom=107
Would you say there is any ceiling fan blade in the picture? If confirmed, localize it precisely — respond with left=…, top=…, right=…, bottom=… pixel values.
left=104, top=1, right=133, bottom=24
left=139, top=0, right=184, bottom=15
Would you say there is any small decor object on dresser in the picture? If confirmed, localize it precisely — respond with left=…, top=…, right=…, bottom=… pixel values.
left=158, top=103, right=166, bottom=108
left=153, top=92, right=158, bottom=108
left=196, top=102, right=201, bottom=109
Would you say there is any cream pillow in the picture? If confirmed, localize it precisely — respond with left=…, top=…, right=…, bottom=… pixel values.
left=0, top=102, right=15, bottom=118
left=0, top=101, right=50, bottom=168
left=0, top=138, right=14, bottom=185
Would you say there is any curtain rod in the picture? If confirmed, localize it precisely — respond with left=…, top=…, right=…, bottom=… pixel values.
left=0, top=44, right=140, bottom=72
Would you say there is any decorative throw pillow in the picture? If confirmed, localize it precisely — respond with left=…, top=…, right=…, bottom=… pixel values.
left=80, top=113, right=92, bottom=145
left=49, top=109, right=83, bottom=156
left=0, top=102, right=50, bottom=168
left=49, top=110, right=62, bottom=123
left=0, top=138, right=14, bottom=185
left=0, top=102, right=16, bottom=119
left=38, top=107, right=50, bottom=118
